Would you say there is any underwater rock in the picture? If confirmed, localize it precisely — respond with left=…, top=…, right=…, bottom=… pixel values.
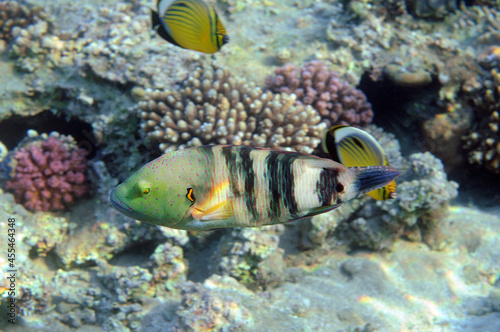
left=406, top=0, right=457, bottom=19
left=53, top=269, right=98, bottom=309
left=151, top=242, right=187, bottom=295
left=488, top=287, right=500, bottom=312
left=23, top=213, right=68, bottom=257
left=266, top=60, right=374, bottom=127
left=0, top=1, right=48, bottom=42
left=377, top=152, right=458, bottom=249
left=0, top=140, right=7, bottom=163
left=3, top=131, right=89, bottom=211
left=210, top=226, right=285, bottom=291
left=463, top=46, right=500, bottom=174
left=384, top=63, right=433, bottom=87
left=422, top=111, right=471, bottom=172
left=139, top=61, right=326, bottom=154
left=325, top=151, right=457, bottom=251
left=55, top=221, right=127, bottom=268
left=174, top=276, right=254, bottom=331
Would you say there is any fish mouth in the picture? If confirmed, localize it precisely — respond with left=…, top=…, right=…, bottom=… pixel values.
left=110, top=189, right=133, bottom=216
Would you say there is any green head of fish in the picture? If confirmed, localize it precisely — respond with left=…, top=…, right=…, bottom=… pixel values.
left=110, top=152, right=199, bottom=227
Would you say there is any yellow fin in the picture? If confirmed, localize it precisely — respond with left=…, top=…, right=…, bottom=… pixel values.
left=193, top=200, right=234, bottom=221
left=191, top=180, right=234, bottom=221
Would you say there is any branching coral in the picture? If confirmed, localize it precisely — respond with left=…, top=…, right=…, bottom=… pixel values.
left=265, top=60, right=374, bottom=127
left=139, top=61, right=326, bottom=154
left=4, top=131, right=89, bottom=211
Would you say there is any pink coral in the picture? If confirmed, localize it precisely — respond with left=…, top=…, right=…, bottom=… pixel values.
left=266, top=60, right=374, bottom=127
left=5, top=133, right=89, bottom=211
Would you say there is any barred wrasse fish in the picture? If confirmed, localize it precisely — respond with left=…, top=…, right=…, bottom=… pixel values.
left=322, top=125, right=397, bottom=200
left=110, top=145, right=401, bottom=231
left=151, top=0, right=229, bottom=54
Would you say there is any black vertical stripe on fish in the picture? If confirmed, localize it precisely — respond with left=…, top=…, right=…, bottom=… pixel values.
left=280, top=153, right=300, bottom=219
left=221, top=147, right=240, bottom=198
left=316, top=168, right=339, bottom=207
left=238, top=147, right=258, bottom=221
left=214, top=15, right=221, bottom=49
left=266, top=152, right=300, bottom=220
left=207, top=3, right=216, bottom=47
left=266, top=152, right=282, bottom=219
left=324, top=131, right=339, bottom=161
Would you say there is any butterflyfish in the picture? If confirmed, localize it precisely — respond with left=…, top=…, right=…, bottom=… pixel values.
left=322, top=125, right=398, bottom=200
left=151, top=0, right=229, bottom=54
left=110, top=145, right=401, bottom=231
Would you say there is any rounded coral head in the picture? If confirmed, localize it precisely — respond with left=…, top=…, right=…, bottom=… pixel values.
left=4, top=132, right=89, bottom=211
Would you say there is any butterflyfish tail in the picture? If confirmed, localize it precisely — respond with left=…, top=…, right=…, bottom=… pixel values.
left=350, top=166, right=402, bottom=196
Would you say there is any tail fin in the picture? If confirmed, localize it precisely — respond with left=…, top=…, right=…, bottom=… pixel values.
left=350, top=166, right=402, bottom=196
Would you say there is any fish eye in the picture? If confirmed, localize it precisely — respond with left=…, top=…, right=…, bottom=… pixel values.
left=222, top=35, right=229, bottom=44
left=137, top=180, right=151, bottom=196
left=186, top=188, right=195, bottom=204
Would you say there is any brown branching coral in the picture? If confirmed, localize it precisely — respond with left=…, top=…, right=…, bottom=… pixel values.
left=265, top=61, right=373, bottom=127
left=463, top=46, right=500, bottom=173
left=139, top=61, right=326, bottom=154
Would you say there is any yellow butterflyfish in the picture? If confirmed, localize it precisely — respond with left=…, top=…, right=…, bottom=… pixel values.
left=151, top=0, right=229, bottom=54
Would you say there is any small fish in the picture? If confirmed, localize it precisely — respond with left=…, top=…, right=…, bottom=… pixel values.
left=110, top=145, right=401, bottom=231
left=322, top=125, right=397, bottom=200
left=151, top=0, right=229, bottom=54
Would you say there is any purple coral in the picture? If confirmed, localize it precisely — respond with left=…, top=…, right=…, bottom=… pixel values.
left=266, top=60, right=374, bottom=127
left=5, top=133, right=89, bottom=211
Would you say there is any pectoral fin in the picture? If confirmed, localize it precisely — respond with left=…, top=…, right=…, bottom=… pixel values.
left=191, top=180, right=234, bottom=221
left=192, top=200, right=234, bottom=221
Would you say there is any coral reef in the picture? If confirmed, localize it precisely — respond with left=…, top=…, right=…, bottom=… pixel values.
left=322, top=1, right=486, bottom=105
left=150, top=242, right=187, bottom=294
left=303, top=125, right=404, bottom=248
left=406, top=0, right=457, bottom=19
left=2, top=0, right=500, bottom=331
left=210, top=226, right=285, bottom=290
left=463, top=46, right=500, bottom=173
left=305, top=151, right=457, bottom=251
left=139, top=61, right=326, bottom=154
left=0, top=0, right=46, bottom=43
left=7, top=1, right=198, bottom=88
left=266, top=60, right=374, bottom=127
left=54, top=221, right=127, bottom=268
left=376, top=152, right=459, bottom=249
left=4, top=131, right=89, bottom=211
left=173, top=277, right=253, bottom=331
left=24, top=214, right=68, bottom=257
